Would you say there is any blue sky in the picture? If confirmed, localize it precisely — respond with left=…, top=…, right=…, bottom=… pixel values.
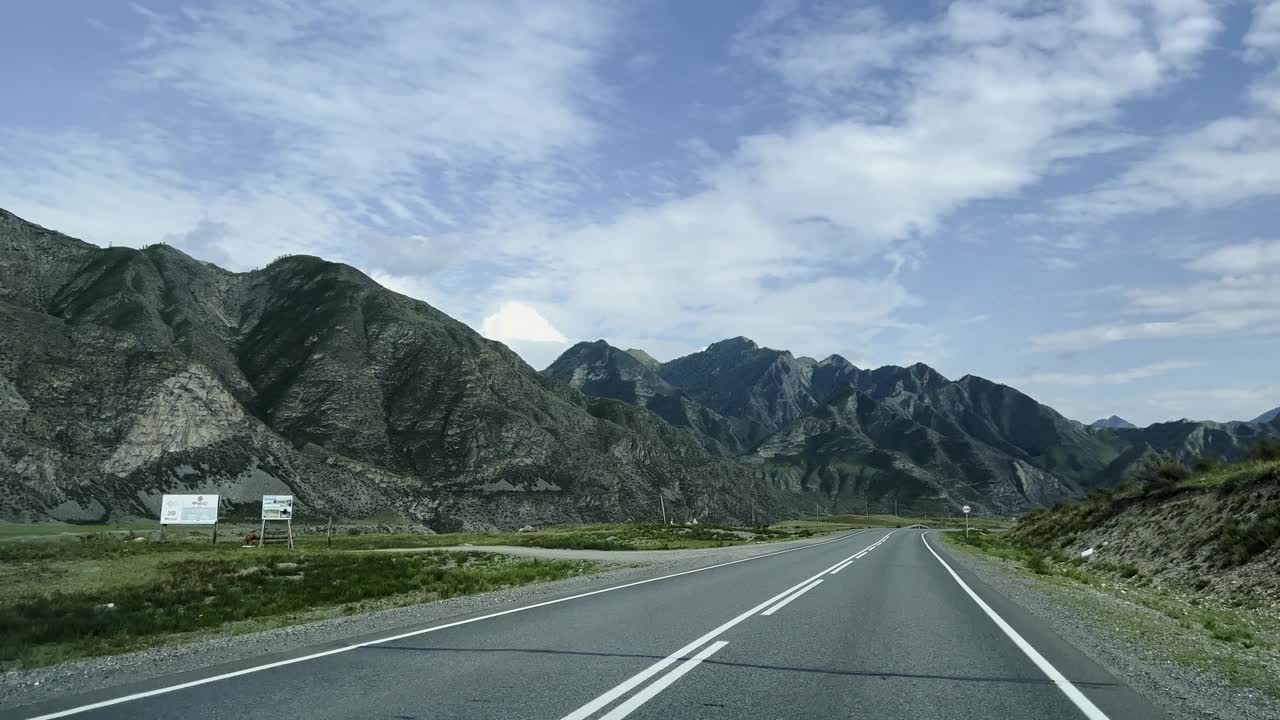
left=2, top=0, right=1279, bottom=425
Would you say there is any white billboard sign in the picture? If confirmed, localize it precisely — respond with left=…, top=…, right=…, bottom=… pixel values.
left=160, top=494, right=219, bottom=525
left=261, top=495, right=294, bottom=520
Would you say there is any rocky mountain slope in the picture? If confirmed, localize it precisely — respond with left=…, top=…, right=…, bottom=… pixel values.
left=0, top=208, right=780, bottom=528
left=1254, top=407, right=1280, bottom=424
left=547, top=339, right=1280, bottom=516
left=1090, top=415, right=1137, bottom=429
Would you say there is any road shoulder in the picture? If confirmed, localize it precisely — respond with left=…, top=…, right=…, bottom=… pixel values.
left=942, top=535, right=1280, bottom=720
left=0, top=533, right=854, bottom=713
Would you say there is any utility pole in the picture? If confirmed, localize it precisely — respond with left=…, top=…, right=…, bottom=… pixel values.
left=660, top=495, right=667, bottom=525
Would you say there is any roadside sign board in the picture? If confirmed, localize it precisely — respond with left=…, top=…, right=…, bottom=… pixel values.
left=261, top=495, right=294, bottom=520
left=962, top=505, right=971, bottom=514
left=160, top=494, right=219, bottom=525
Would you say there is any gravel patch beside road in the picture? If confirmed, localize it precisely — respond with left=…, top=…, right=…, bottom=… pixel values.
left=0, top=532, right=855, bottom=711
left=946, top=541, right=1280, bottom=720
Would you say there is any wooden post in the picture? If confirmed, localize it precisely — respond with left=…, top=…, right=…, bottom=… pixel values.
left=287, top=518, right=294, bottom=549
left=659, top=496, right=666, bottom=525
left=258, top=518, right=266, bottom=548
left=212, top=522, right=218, bottom=544
left=327, top=515, right=333, bottom=548
left=160, top=524, right=166, bottom=543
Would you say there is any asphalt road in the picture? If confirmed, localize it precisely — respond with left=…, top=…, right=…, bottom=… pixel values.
left=7, top=529, right=1167, bottom=720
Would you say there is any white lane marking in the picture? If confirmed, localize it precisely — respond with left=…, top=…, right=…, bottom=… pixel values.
left=23, top=532, right=869, bottom=720
left=560, top=532, right=894, bottom=720
left=922, top=533, right=1111, bottom=720
left=760, top=579, right=824, bottom=616
left=597, top=641, right=730, bottom=720
left=827, top=531, right=893, bottom=575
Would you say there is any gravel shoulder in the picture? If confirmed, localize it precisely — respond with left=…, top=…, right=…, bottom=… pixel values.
left=944, top=538, right=1280, bottom=720
left=370, top=543, right=790, bottom=562
left=0, top=532, right=852, bottom=711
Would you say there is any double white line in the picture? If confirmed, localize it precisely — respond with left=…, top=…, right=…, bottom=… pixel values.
left=827, top=531, right=891, bottom=575
left=559, top=531, right=894, bottom=720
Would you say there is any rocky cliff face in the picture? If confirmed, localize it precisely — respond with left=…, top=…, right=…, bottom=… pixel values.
left=544, top=340, right=752, bottom=454
left=545, top=339, right=1280, bottom=516
left=0, top=209, right=781, bottom=528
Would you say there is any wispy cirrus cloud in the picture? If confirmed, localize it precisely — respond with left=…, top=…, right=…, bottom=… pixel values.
left=1004, top=360, right=1201, bottom=388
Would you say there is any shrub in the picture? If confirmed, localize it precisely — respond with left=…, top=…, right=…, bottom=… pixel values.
left=1025, top=552, right=1050, bottom=575
left=1246, top=438, right=1280, bottom=462
left=1192, top=456, right=1219, bottom=473
left=1137, top=461, right=1190, bottom=489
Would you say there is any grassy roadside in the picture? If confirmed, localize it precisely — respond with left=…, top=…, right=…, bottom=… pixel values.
left=943, top=530, right=1280, bottom=699
left=0, top=536, right=594, bottom=670
left=0, top=519, right=846, bottom=670
left=309, top=521, right=823, bottom=551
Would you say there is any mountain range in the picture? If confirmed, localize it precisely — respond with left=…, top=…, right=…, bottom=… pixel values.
left=544, top=338, right=1280, bottom=516
left=2, top=207, right=1277, bottom=527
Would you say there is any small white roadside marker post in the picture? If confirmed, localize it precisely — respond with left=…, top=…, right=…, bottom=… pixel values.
left=962, top=504, right=971, bottom=537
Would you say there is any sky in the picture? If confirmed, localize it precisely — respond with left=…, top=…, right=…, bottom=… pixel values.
left=2, top=0, right=1279, bottom=426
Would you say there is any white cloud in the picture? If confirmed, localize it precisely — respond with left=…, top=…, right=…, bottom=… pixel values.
left=1031, top=235, right=1280, bottom=353
left=1006, top=360, right=1200, bottom=387
left=1187, top=239, right=1280, bottom=274
left=0, top=0, right=614, bottom=277
left=1245, top=1, right=1280, bottom=61
left=480, top=301, right=569, bottom=344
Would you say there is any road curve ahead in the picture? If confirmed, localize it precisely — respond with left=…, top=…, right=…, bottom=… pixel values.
left=8, top=530, right=1167, bottom=720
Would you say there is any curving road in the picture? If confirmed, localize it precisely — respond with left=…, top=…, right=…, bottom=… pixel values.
left=7, top=529, right=1166, bottom=720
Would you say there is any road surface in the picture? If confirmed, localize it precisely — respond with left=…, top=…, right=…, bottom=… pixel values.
left=6, top=530, right=1166, bottom=720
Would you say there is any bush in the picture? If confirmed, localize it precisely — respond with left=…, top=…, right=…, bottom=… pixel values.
left=1192, top=456, right=1219, bottom=473
left=1246, top=438, right=1280, bottom=462
left=1025, top=552, right=1050, bottom=575
left=1137, top=461, right=1190, bottom=489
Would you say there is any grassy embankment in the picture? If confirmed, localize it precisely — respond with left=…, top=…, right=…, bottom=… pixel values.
left=944, top=446, right=1280, bottom=698
left=0, top=521, right=842, bottom=669
left=0, top=537, right=594, bottom=670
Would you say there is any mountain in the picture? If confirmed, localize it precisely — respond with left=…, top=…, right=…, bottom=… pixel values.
left=624, top=348, right=662, bottom=371
left=1252, top=407, right=1280, bottom=424
left=658, top=337, right=822, bottom=446
left=549, top=340, right=1109, bottom=513
left=0, top=208, right=780, bottom=528
left=1090, top=415, right=1136, bottom=429
left=543, top=341, right=752, bottom=454
left=546, top=339, right=1280, bottom=515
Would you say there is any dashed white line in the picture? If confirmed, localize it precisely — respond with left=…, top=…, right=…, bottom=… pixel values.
left=560, top=531, right=895, bottom=720
left=760, top=579, right=824, bottom=616
left=597, top=641, right=730, bottom=720
left=922, top=533, right=1111, bottom=720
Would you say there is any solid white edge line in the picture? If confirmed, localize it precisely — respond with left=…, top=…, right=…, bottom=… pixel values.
left=760, top=579, right=824, bottom=616
left=921, top=533, right=1111, bottom=720
left=596, top=641, right=730, bottom=720
left=559, top=532, right=892, bottom=720
left=23, top=531, right=870, bottom=720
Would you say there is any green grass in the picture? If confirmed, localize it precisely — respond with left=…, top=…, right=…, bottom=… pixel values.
left=944, top=531, right=1280, bottom=698
left=801, top=513, right=1013, bottom=531
left=0, top=536, right=594, bottom=670
left=308, top=522, right=823, bottom=552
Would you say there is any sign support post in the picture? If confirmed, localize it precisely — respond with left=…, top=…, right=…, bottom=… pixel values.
left=962, top=504, right=971, bottom=537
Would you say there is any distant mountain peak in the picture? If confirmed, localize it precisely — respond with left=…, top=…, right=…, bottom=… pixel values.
left=1090, top=415, right=1137, bottom=430
left=707, top=336, right=759, bottom=352
left=624, top=348, right=662, bottom=370
left=1251, top=406, right=1280, bottom=424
